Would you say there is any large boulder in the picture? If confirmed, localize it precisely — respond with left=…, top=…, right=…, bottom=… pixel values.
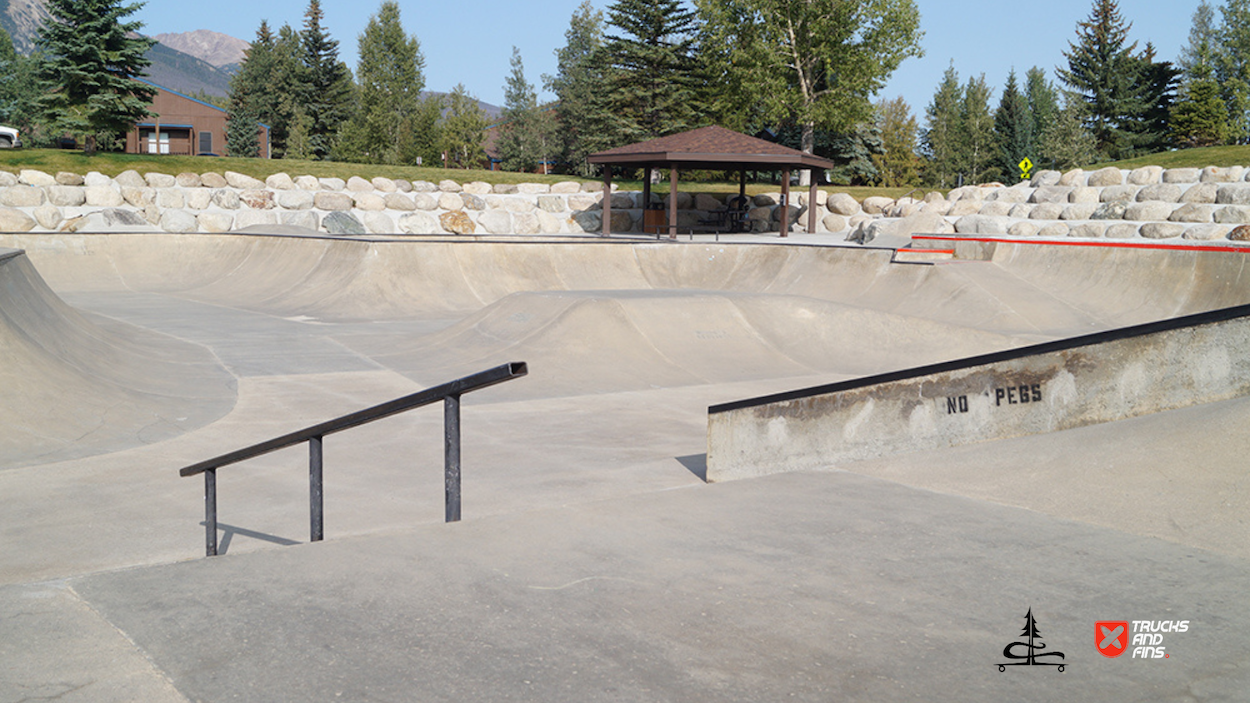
left=384, top=193, right=416, bottom=211
left=1123, top=202, right=1174, bottom=221
left=1029, top=203, right=1065, bottom=220
left=33, top=204, right=62, bottom=230
left=438, top=180, right=462, bottom=193
left=1105, top=223, right=1140, bottom=238
left=1069, top=187, right=1100, bottom=203
left=955, top=214, right=1008, bottom=235
left=84, top=186, right=123, bottom=207
left=240, top=190, right=276, bottom=210
left=1061, top=203, right=1099, bottom=220
left=277, top=190, right=315, bottom=210
left=1128, top=166, right=1164, bottom=185
left=1091, top=201, right=1128, bottom=220
left=352, top=193, right=387, bottom=211
left=176, top=172, right=203, bottom=188
left=1216, top=184, right=1250, bottom=205
left=185, top=189, right=212, bottom=210
left=0, top=208, right=36, bottom=231
left=399, top=212, right=441, bottom=234
left=1029, top=186, right=1072, bottom=204
left=1162, top=168, right=1201, bottom=184
left=157, top=189, right=184, bottom=209
left=121, top=187, right=155, bottom=208
left=362, top=212, right=395, bottom=234
left=281, top=211, right=319, bottom=231
left=948, top=199, right=982, bottom=217
left=478, top=210, right=513, bottom=234
left=1037, top=222, right=1070, bottom=238
left=1087, top=167, right=1123, bottom=187
left=1008, top=221, right=1040, bottom=237
left=1136, top=184, right=1182, bottom=202
left=1228, top=225, right=1250, bottom=241
left=212, top=189, right=241, bottom=209
left=1184, top=223, right=1231, bottom=240
left=371, top=177, right=398, bottom=193
left=266, top=173, right=296, bottom=190
left=517, top=183, right=551, bottom=195
left=1058, top=169, right=1087, bottom=186
left=1214, top=206, right=1250, bottom=224
left=826, top=192, right=860, bottom=216
left=1180, top=182, right=1219, bottom=203
left=18, top=169, right=56, bottom=186
left=1169, top=204, right=1215, bottom=223
left=440, top=210, right=476, bottom=234
left=294, top=175, right=320, bottom=190
left=861, top=196, right=894, bottom=215
left=1099, top=185, right=1138, bottom=202
left=319, top=177, right=346, bottom=191
left=1068, top=222, right=1107, bottom=238
left=114, top=170, right=146, bottom=188
left=551, top=181, right=581, bottom=194
left=324, top=211, right=365, bottom=235
left=197, top=212, right=235, bottom=232
left=225, top=171, right=265, bottom=189
left=56, top=172, right=84, bottom=186
left=1140, top=222, right=1186, bottom=239
left=314, top=192, right=353, bottom=211
left=234, top=211, right=278, bottom=229
left=103, top=209, right=147, bottom=228
left=1030, top=170, right=1062, bottom=187
left=1201, top=166, right=1244, bottom=183
left=200, top=172, right=228, bottom=188
left=978, top=201, right=1012, bottom=217
left=160, top=210, right=198, bottom=233
left=0, top=185, right=45, bottom=207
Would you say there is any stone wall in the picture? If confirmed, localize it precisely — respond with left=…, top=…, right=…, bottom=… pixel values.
left=0, top=168, right=839, bottom=236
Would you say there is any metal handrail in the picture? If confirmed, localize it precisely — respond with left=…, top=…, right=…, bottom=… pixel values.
left=179, top=361, right=528, bottom=557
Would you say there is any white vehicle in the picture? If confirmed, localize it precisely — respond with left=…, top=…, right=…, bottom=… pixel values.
left=0, top=125, right=20, bottom=148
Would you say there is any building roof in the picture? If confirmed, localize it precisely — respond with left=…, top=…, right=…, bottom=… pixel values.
left=587, top=125, right=833, bottom=170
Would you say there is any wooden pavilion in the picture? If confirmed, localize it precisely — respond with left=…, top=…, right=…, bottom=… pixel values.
left=587, top=126, right=834, bottom=237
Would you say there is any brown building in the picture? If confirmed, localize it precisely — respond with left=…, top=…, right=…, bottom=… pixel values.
left=125, top=80, right=269, bottom=158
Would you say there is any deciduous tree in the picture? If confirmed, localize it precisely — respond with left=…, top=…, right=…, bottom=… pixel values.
left=35, top=0, right=156, bottom=154
left=873, top=97, right=920, bottom=187
left=1039, top=96, right=1097, bottom=170
left=699, top=0, right=923, bottom=184
left=441, top=84, right=488, bottom=169
left=339, top=1, right=426, bottom=164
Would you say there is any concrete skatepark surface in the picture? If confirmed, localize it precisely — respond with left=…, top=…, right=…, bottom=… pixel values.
left=1, top=231, right=1248, bottom=701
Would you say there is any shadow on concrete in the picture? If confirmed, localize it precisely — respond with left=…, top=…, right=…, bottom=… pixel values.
left=200, top=521, right=302, bottom=555
left=676, top=454, right=707, bottom=482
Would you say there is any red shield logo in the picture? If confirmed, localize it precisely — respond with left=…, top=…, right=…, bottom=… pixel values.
left=1096, top=621, right=1129, bottom=658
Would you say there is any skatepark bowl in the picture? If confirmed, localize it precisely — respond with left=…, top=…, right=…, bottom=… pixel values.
left=2, top=230, right=1249, bottom=701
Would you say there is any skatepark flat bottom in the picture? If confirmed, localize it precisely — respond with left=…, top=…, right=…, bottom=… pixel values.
left=0, top=233, right=1247, bottom=701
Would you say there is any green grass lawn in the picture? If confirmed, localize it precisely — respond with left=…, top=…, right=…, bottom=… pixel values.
left=1092, top=144, right=1250, bottom=170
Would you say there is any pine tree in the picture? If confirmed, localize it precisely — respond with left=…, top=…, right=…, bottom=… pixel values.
left=873, top=97, right=921, bottom=187
left=298, top=0, right=354, bottom=159
left=1025, top=67, right=1059, bottom=166
left=226, top=108, right=260, bottom=157
left=1171, top=78, right=1229, bottom=148
left=961, top=75, right=998, bottom=184
left=1180, top=1, right=1221, bottom=83
left=35, top=0, right=156, bottom=154
left=1217, top=0, right=1250, bottom=142
left=340, top=1, right=425, bottom=164
left=497, top=48, right=555, bottom=172
left=545, top=1, right=612, bottom=175
left=1058, top=0, right=1141, bottom=159
left=923, top=63, right=963, bottom=188
left=603, top=0, right=702, bottom=144
left=994, top=70, right=1032, bottom=184
left=441, top=84, right=488, bottom=169
left=1126, top=43, right=1180, bottom=156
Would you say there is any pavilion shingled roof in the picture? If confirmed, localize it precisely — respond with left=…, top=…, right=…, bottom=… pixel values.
left=588, top=125, right=832, bottom=170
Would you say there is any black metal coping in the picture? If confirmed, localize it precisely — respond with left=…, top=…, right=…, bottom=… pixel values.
left=179, top=361, right=527, bottom=477
left=709, top=302, right=1250, bottom=415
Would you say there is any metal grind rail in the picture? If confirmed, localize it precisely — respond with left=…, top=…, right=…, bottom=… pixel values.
left=179, top=362, right=528, bottom=557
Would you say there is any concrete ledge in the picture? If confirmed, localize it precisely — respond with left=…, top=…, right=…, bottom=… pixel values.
left=707, top=303, right=1250, bottom=481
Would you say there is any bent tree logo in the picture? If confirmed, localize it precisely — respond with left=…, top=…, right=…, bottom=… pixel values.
left=998, top=608, right=1067, bottom=672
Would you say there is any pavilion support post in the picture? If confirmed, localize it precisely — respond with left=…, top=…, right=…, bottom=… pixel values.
left=643, top=168, right=652, bottom=234
left=602, top=166, right=612, bottom=237
left=780, top=169, right=791, bottom=238
left=807, top=172, right=818, bottom=234
left=669, top=167, right=678, bottom=239
left=739, top=169, right=747, bottom=202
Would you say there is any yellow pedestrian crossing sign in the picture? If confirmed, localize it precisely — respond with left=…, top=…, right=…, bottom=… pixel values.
left=1019, top=158, right=1034, bottom=180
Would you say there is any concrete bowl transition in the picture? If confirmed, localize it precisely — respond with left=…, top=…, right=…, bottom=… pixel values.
left=1, top=230, right=1248, bottom=701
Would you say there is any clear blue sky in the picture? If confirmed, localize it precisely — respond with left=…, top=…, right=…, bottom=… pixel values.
left=134, top=0, right=1206, bottom=115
